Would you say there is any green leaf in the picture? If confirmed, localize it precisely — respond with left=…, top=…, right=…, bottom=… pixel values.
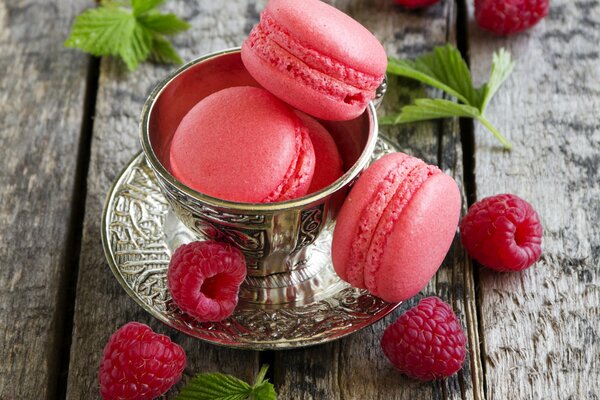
left=387, top=45, right=481, bottom=107
left=387, top=98, right=481, bottom=124
left=132, top=0, right=165, bottom=15
left=64, top=7, right=134, bottom=57
left=120, top=23, right=152, bottom=70
left=139, top=12, right=191, bottom=35
left=175, top=372, right=252, bottom=400
left=65, top=0, right=188, bottom=71
left=479, top=48, right=515, bottom=112
left=250, top=382, right=277, bottom=400
left=151, top=34, right=183, bottom=64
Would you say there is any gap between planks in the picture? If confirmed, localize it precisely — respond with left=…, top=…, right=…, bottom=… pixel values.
left=54, top=56, right=101, bottom=400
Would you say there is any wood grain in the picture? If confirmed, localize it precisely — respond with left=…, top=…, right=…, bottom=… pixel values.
left=467, top=0, right=600, bottom=398
left=65, top=1, right=266, bottom=398
left=274, top=1, right=484, bottom=399
left=0, top=0, right=92, bottom=398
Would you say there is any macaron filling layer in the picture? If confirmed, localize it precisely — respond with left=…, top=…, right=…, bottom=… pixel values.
left=364, top=164, right=441, bottom=296
left=264, top=123, right=315, bottom=202
left=344, top=157, right=421, bottom=288
left=246, top=11, right=382, bottom=106
left=259, top=13, right=383, bottom=91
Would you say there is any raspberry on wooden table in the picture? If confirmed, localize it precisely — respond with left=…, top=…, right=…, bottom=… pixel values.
left=381, top=297, right=466, bottom=381
left=98, top=322, right=186, bottom=400
left=168, top=241, right=247, bottom=322
left=460, top=193, right=543, bottom=272
left=393, top=0, right=440, bottom=8
left=475, top=0, right=549, bottom=35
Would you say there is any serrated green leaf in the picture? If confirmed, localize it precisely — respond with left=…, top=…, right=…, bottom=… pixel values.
left=119, top=22, right=152, bottom=71
left=132, top=0, right=165, bottom=15
left=390, top=98, right=481, bottom=124
left=387, top=45, right=482, bottom=108
left=65, top=0, right=187, bottom=71
left=479, top=48, right=515, bottom=112
left=64, top=7, right=134, bottom=57
left=139, top=12, right=191, bottom=34
left=151, top=35, right=183, bottom=64
left=175, top=372, right=253, bottom=400
left=250, top=381, right=277, bottom=400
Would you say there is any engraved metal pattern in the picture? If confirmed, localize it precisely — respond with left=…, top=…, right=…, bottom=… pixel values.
left=102, top=138, right=400, bottom=350
left=293, top=204, right=325, bottom=253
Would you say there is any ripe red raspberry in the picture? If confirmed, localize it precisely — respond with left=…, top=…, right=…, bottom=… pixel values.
left=168, top=241, right=247, bottom=322
left=381, top=297, right=466, bottom=381
left=460, top=194, right=542, bottom=272
left=394, top=0, right=440, bottom=8
left=98, top=322, right=186, bottom=400
left=475, top=0, right=549, bottom=35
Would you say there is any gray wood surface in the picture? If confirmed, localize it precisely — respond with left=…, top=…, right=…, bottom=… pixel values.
left=0, top=0, right=92, bottom=398
left=65, top=1, right=266, bottom=398
left=274, top=1, right=484, bottom=399
left=467, top=0, right=600, bottom=398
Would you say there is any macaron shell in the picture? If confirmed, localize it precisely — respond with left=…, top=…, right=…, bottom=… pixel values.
left=331, top=153, right=417, bottom=286
left=294, top=112, right=343, bottom=193
left=265, top=0, right=387, bottom=75
left=169, top=86, right=315, bottom=203
left=370, top=173, right=461, bottom=302
left=241, top=46, right=369, bottom=121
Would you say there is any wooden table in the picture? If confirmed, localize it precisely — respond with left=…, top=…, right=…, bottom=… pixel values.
left=1, top=0, right=598, bottom=398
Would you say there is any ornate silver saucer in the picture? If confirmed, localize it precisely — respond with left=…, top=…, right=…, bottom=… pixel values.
left=102, top=138, right=400, bottom=350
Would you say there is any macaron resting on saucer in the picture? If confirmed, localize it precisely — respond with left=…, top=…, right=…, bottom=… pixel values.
left=242, top=0, right=387, bottom=121
left=332, top=152, right=461, bottom=302
left=169, top=86, right=316, bottom=203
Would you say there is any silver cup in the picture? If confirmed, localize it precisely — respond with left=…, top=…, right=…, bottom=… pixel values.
left=140, top=48, right=378, bottom=282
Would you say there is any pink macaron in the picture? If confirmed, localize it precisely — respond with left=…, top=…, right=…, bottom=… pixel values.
left=169, top=86, right=316, bottom=203
left=294, top=111, right=344, bottom=193
left=241, top=0, right=387, bottom=121
left=332, top=152, right=461, bottom=302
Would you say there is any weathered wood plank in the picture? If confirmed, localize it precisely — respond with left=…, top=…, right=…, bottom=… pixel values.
left=467, top=0, right=600, bottom=398
left=65, top=1, right=265, bottom=398
left=0, top=0, right=92, bottom=398
left=274, top=1, right=484, bottom=399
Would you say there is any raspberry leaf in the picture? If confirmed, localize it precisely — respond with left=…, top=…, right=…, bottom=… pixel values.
left=132, top=0, right=165, bottom=16
left=384, top=45, right=514, bottom=150
left=65, top=0, right=188, bottom=71
left=480, top=49, right=515, bottom=112
left=380, top=99, right=480, bottom=125
left=175, top=372, right=252, bottom=400
left=176, top=365, right=277, bottom=400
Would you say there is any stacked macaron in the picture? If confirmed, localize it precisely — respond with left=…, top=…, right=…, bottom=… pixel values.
left=168, top=0, right=461, bottom=303
left=169, top=0, right=386, bottom=202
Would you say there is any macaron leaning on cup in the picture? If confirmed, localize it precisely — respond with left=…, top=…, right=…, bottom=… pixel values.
left=332, top=152, right=461, bottom=303
left=169, top=86, right=316, bottom=203
left=241, top=0, right=387, bottom=121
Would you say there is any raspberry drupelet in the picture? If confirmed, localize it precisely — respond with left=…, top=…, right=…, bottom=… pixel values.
left=381, top=297, right=467, bottom=381
left=475, top=0, right=549, bottom=35
left=168, top=241, right=247, bottom=322
left=460, top=193, right=542, bottom=272
left=98, top=322, right=186, bottom=400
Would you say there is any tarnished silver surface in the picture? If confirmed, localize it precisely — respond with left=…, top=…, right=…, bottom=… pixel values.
left=140, top=48, right=380, bottom=277
left=102, top=138, right=398, bottom=350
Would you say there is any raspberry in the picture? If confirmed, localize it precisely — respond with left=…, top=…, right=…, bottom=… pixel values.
left=168, top=241, right=247, bottom=322
left=475, top=0, right=549, bottom=35
left=381, top=297, right=466, bottom=381
left=460, top=194, right=542, bottom=272
left=98, top=322, right=186, bottom=400
left=394, top=0, right=440, bottom=8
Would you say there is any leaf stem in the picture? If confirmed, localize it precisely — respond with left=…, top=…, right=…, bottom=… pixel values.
left=477, top=116, right=512, bottom=150
left=253, top=364, right=269, bottom=387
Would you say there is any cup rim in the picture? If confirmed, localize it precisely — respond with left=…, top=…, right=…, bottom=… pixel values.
left=140, top=47, right=379, bottom=212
